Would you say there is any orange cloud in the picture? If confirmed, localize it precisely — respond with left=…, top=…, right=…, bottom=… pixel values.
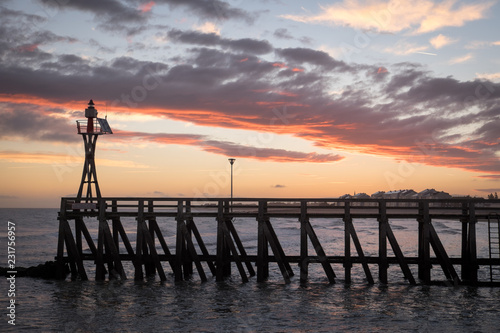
left=15, top=44, right=39, bottom=52
left=0, top=150, right=149, bottom=169
left=275, top=91, right=299, bottom=97
left=139, top=1, right=155, bottom=13
left=384, top=41, right=428, bottom=55
left=477, top=175, right=500, bottom=179
left=0, top=151, right=70, bottom=164
left=252, top=89, right=299, bottom=97
left=449, top=53, right=473, bottom=65
left=377, top=67, right=388, bottom=74
left=475, top=73, right=500, bottom=82
left=3, top=92, right=499, bottom=177
left=272, top=62, right=288, bottom=68
left=114, top=131, right=344, bottom=164
left=255, top=101, right=307, bottom=108
left=113, top=130, right=203, bottom=146
left=0, top=94, right=86, bottom=112
left=430, top=34, right=457, bottom=49
left=281, top=0, right=494, bottom=34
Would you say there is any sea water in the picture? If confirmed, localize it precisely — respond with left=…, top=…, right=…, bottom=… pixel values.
left=0, top=208, right=499, bottom=332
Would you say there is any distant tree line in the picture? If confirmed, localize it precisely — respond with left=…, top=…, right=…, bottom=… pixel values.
left=487, top=192, right=499, bottom=200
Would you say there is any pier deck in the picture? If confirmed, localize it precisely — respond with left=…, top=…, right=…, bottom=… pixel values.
left=57, top=197, right=500, bottom=285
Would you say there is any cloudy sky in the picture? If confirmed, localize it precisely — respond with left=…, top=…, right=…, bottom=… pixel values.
left=1, top=0, right=499, bottom=207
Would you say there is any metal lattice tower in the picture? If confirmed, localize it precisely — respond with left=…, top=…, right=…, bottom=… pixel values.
left=75, top=100, right=112, bottom=203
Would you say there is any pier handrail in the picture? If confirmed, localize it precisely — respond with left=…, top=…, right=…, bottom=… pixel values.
left=76, top=119, right=108, bottom=134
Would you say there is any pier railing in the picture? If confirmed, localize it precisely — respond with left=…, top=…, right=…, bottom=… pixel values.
left=57, top=197, right=500, bottom=285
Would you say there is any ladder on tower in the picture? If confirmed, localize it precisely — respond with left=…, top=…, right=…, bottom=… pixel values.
left=488, top=213, right=500, bottom=282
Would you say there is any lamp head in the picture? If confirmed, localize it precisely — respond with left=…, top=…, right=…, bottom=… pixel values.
left=85, top=99, right=98, bottom=118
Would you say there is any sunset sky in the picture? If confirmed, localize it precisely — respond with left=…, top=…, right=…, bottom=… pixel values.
left=1, top=0, right=499, bottom=208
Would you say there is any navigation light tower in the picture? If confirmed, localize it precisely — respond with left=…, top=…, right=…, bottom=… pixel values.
left=75, top=100, right=112, bottom=204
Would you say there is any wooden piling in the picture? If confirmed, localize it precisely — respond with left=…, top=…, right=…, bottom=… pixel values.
left=385, top=219, right=416, bottom=285
left=466, top=201, right=478, bottom=284
left=418, top=201, right=431, bottom=283
left=135, top=200, right=145, bottom=280
left=175, top=200, right=185, bottom=282
left=186, top=212, right=216, bottom=275
left=378, top=201, right=388, bottom=284
left=257, top=201, right=269, bottom=282
left=428, top=223, right=459, bottom=284
left=226, top=218, right=255, bottom=277
left=300, top=201, right=309, bottom=284
left=461, top=201, right=469, bottom=282
left=343, top=202, right=352, bottom=283
left=300, top=201, right=335, bottom=284
left=343, top=202, right=374, bottom=285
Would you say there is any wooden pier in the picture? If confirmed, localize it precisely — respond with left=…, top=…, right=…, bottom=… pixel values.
left=56, top=197, right=500, bottom=286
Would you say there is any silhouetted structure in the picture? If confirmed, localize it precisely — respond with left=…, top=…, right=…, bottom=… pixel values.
left=56, top=197, right=500, bottom=286
left=75, top=100, right=112, bottom=207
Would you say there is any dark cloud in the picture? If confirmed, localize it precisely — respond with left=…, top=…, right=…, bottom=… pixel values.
left=114, top=131, right=343, bottom=163
left=0, top=6, right=46, bottom=28
left=0, top=6, right=79, bottom=68
left=30, top=30, right=78, bottom=45
left=37, top=0, right=148, bottom=24
left=298, top=36, right=313, bottom=45
left=13, top=46, right=53, bottom=63
left=201, top=139, right=344, bottom=163
left=272, top=184, right=286, bottom=188
left=59, top=54, right=86, bottom=64
left=0, top=103, right=78, bottom=143
left=0, top=195, right=18, bottom=199
left=110, top=56, right=169, bottom=75
left=0, top=56, right=169, bottom=104
left=156, top=0, right=255, bottom=23
left=167, top=29, right=273, bottom=55
left=167, top=29, right=220, bottom=46
left=227, top=38, right=273, bottom=55
left=89, top=38, right=116, bottom=54
left=115, top=131, right=204, bottom=144
left=273, top=28, right=313, bottom=45
left=273, top=28, right=293, bottom=40
left=99, top=22, right=151, bottom=37
left=1, top=46, right=498, bottom=176
left=34, top=0, right=153, bottom=36
left=477, top=175, right=500, bottom=179
left=41, top=54, right=92, bottom=73
left=275, top=47, right=351, bottom=71
left=0, top=5, right=498, bottom=176
left=475, top=188, right=500, bottom=193
left=35, top=0, right=255, bottom=34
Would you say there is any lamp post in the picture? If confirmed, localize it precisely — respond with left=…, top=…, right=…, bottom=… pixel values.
left=228, top=158, right=235, bottom=212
